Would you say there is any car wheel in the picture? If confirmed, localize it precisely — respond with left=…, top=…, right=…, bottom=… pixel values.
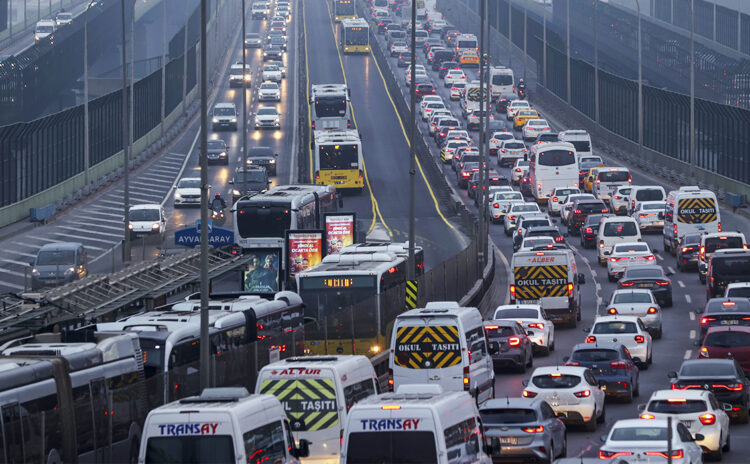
left=584, top=413, right=597, bottom=432
left=597, top=405, right=606, bottom=424
left=504, top=227, right=512, bottom=237
left=607, top=273, right=616, bottom=283
left=710, top=435, right=724, bottom=461
left=723, top=433, right=731, bottom=452
left=655, top=327, right=663, bottom=340
left=559, top=433, right=567, bottom=458
left=625, top=386, right=634, bottom=404
left=543, top=446, right=554, bottom=464
left=527, top=351, right=534, bottom=368
left=633, top=377, right=640, bottom=397
left=699, top=274, right=706, bottom=284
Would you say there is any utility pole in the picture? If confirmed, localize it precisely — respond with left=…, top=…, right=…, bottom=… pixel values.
left=121, top=0, right=131, bottom=262
left=477, top=0, right=485, bottom=268
left=594, top=0, right=599, bottom=123
left=566, top=0, right=571, bottom=104
left=242, top=0, right=248, bottom=194
left=160, top=0, right=167, bottom=135
left=636, top=0, right=643, bottom=156
left=83, top=0, right=96, bottom=188
left=484, top=0, right=491, bottom=257
left=199, top=0, right=210, bottom=392
left=407, top=0, right=416, bottom=283
left=689, top=0, right=696, bottom=170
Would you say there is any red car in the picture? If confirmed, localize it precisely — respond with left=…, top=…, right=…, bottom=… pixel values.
left=699, top=325, right=750, bottom=374
left=415, top=83, right=436, bottom=98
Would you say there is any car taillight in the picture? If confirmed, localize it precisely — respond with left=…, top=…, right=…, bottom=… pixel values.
left=568, top=283, right=574, bottom=295
left=673, top=224, right=678, bottom=236
left=522, top=390, right=537, bottom=398
left=608, top=308, right=618, bottom=314
left=574, top=209, right=581, bottom=214
left=463, top=365, right=470, bottom=391
left=528, top=323, right=544, bottom=329
left=672, top=384, right=702, bottom=390
left=718, top=221, right=722, bottom=232
left=645, top=450, right=683, bottom=459
left=610, top=360, right=628, bottom=369
left=681, top=246, right=693, bottom=253
left=462, top=172, right=471, bottom=177
left=700, top=246, right=705, bottom=260
left=700, top=317, right=716, bottom=325
left=586, top=336, right=596, bottom=343
left=713, top=383, right=743, bottom=391
left=508, top=215, right=515, bottom=221
left=585, top=227, right=593, bottom=234
left=573, top=389, right=591, bottom=398
left=510, top=285, right=516, bottom=299
left=656, top=280, right=670, bottom=286
left=599, top=240, right=605, bottom=248
left=644, top=255, right=656, bottom=261
left=564, top=360, right=581, bottom=366
left=552, top=196, right=558, bottom=202
left=610, top=257, right=623, bottom=262
left=515, top=168, right=521, bottom=172
left=697, top=413, right=716, bottom=425
left=634, top=335, right=645, bottom=343
left=493, top=203, right=499, bottom=208
left=620, top=281, right=635, bottom=287
left=521, top=425, right=544, bottom=433
left=507, top=336, right=522, bottom=347
left=388, top=368, right=393, bottom=389
left=640, top=413, right=655, bottom=419
left=647, top=307, right=658, bottom=314
left=599, top=450, right=633, bottom=459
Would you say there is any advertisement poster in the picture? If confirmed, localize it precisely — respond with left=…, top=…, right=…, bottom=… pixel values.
left=324, top=213, right=356, bottom=255
left=286, top=230, right=325, bottom=279
left=242, top=249, right=281, bottom=294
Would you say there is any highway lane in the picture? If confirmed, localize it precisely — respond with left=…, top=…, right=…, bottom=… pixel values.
left=372, top=5, right=750, bottom=460
left=304, top=0, right=467, bottom=269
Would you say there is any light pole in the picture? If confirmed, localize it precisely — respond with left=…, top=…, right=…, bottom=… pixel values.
left=199, top=0, right=210, bottom=392
left=635, top=0, right=643, bottom=156
left=477, top=0, right=486, bottom=267
left=566, top=0, right=571, bottom=103
left=689, top=0, right=695, bottom=170
left=121, top=0, right=133, bottom=262
left=83, top=0, right=96, bottom=188
left=242, top=0, right=248, bottom=194
left=523, top=2, right=527, bottom=81
left=407, top=0, right=416, bottom=284
left=593, top=0, right=599, bottom=123
left=508, top=0, right=512, bottom=67
left=160, top=0, right=167, bottom=135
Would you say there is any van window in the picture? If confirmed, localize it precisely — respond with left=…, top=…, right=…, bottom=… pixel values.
left=492, top=74, right=513, bottom=86
left=538, top=150, right=575, bottom=166
left=712, top=257, right=750, bottom=277
left=598, top=171, right=629, bottom=182
left=344, top=379, right=376, bottom=411
left=465, top=327, right=486, bottom=363
left=568, top=140, right=590, bottom=153
left=394, top=324, right=461, bottom=369
left=635, top=189, right=665, bottom=201
left=145, top=435, right=235, bottom=463
left=705, top=236, right=744, bottom=254
left=259, top=378, right=339, bottom=431
left=727, top=287, right=750, bottom=298
left=602, top=222, right=637, bottom=237
left=243, top=421, right=286, bottom=463
left=444, top=417, right=480, bottom=460
left=346, top=431, right=437, bottom=463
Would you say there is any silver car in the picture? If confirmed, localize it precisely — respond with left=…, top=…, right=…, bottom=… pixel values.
left=244, top=32, right=262, bottom=48
left=633, top=201, right=665, bottom=232
left=480, top=398, right=567, bottom=464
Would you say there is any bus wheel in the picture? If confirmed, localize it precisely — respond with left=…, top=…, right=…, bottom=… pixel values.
left=129, top=437, right=140, bottom=464
left=46, top=449, right=62, bottom=464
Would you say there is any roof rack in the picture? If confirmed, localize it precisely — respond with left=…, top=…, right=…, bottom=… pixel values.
left=180, top=387, right=250, bottom=403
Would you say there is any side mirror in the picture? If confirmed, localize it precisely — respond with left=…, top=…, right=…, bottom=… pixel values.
left=578, top=273, right=586, bottom=284
left=227, top=180, right=234, bottom=184
left=637, top=403, right=646, bottom=412
left=527, top=330, right=534, bottom=336
left=29, top=260, right=35, bottom=267
left=295, top=438, right=310, bottom=458
left=556, top=412, right=566, bottom=419
left=694, top=433, right=705, bottom=442
left=666, top=271, right=674, bottom=276
left=274, top=153, right=279, bottom=157
left=667, top=371, right=678, bottom=379
left=488, top=344, right=499, bottom=355
left=562, top=356, right=570, bottom=363
left=583, top=327, right=591, bottom=333
left=521, top=380, right=529, bottom=387
left=600, top=434, right=608, bottom=443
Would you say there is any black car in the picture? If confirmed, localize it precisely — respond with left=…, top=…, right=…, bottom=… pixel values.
left=697, top=297, right=750, bottom=338
left=564, top=342, right=640, bottom=400
left=494, top=93, right=517, bottom=113
left=268, top=36, right=287, bottom=51
left=438, top=60, right=460, bottom=78
left=245, top=146, right=279, bottom=176
left=668, top=359, right=750, bottom=423
left=676, top=233, right=702, bottom=271
left=523, top=225, right=566, bottom=244
left=229, top=167, right=269, bottom=202
left=484, top=321, right=533, bottom=372
left=430, top=50, right=454, bottom=70
left=513, top=217, right=554, bottom=251
left=467, top=170, right=507, bottom=199
left=396, top=54, right=411, bottom=68
left=567, top=200, right=609, bottom=235
left=206, top=139, right=229, bottom=165
left=618, top=265, right=673, bottom=307
left=533, top=132, right=560, bottom=144
left=263, top=45, right=283, bottom=61
left=376, top=18, right=392, bottom=34
left=580, top=213, right=614, bottom=248
left=520, top=172, right=534, bottom=197
left=706, top=249, right=750, bottom=298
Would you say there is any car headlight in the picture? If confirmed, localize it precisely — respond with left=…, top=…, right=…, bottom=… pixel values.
left=31, top=268, right=39, bottom=275
left=264, top=52, right=268, bottom=56
left=219, top=151, right=227, bottom=157
left=128, top=223, right=134, bottom=229
left=232, top=189, right=241, bottom=196
left=212, top=117, right=219, bottom=123
left=230, top=118, right=237, bottom=123
left=244, top=74, right=251, bottom=81
left=152, top=223, right=160, bottom=229
left=270, top=159, right=276, bottom=164
left=246, top=159, right=253, bottom=164
left=174, top=193, right=182, bottom=199
left=65, top=267, right=75, bottom=275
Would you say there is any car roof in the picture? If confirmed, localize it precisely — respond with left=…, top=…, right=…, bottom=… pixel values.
left=531, top=366, right=588, bottom=376
left=130, top=203, right=161, bottom=210
left=610, top=418, right=671, bottom=429
left=593, top=315, right=641, bottom=323
left=39, top=242, right=83, bottom=252
left=480, top=397, right=542, bottom=410
left=572, top=341, right=623, bottom=351
left=649, top=389, right=709, bottom=400
left=704, top=298, right=750, bottom=312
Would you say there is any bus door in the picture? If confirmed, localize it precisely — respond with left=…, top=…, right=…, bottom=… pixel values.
left=91, top=378, right=112, bottom=462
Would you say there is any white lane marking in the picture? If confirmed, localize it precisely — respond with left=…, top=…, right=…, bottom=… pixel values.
left=684, top=350, right=692, bottom=360
left=51, top=232, right=114, bottom=244
left=685, top=294, right=692, bottom=304
left=163, top=152, right=186, bottom=160
left=667, top=266, right=676, bottom=274
left=162, top=142, right=198, bottom=208
left=656, top=254, right=664, bottom=261
left=690, top=311, right=696, bottom=321
left=156, top=159, right=184, bottom=168
left=131, top=179, right=173, bottom=187
left=677, top=280, right=685, bottom=288
left=595, top=282, right=602, bottom=291
left=4, top=250, right=36, bottom=258
left=98, top=199, right=125, bottom=207
left=64, top=221, right=124, bottom=232
left=0, top=258, right=32, bottom=267
left=0, top=279, right=23, bottom=290
left=79, top=210, right=123, bottom=219
left=690, top=330, right=696, bottom=339
left=129, top=193, right=166, bottom=203
left=56, top=226, right=121, bottom=239
left=0, top=267, right=27, bottom=278
left=142, top=172, right=176, bottom=180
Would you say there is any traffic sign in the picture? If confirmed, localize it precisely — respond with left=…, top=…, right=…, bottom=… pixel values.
left=174, top=221, right=234, bottom=248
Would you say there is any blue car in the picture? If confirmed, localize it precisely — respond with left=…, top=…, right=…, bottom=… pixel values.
left=564, top=342, right=639, bottom=402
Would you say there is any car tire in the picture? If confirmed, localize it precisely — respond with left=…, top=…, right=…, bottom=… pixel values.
left=550, top=338, right=555, bottom=351
left=710, top=435, right=724, bottom=461
left=597, top=405, right=606, bottom=424
left=504, top=227, right=512, bottom=237
left=665, top=297, right=673, bottom=308
left=699, top=274, right=706, bottom=284
left=723, top=433, right=731, bottom=452
left=625, top=386, right=634, bottom=404
left=655, top=327, right=663, bottom=340
left=560, top=433, right=567, bottom=458
left=607, top=273, right=616, bottom=283
left=584, top=413, right=597, bottom=432
left=633, top=378, right=640, bottom=397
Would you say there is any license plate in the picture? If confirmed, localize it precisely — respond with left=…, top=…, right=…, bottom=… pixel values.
left=680, top=420, right=693, bottom=428
left=721, top=320, right=739, bottom=325
left=519, top=300, right=538, bottom=304
left=639, top=283, right=653, bottom=288
left=499, top=437, right=518, bottom=445
left=335, top=181, right=345, bottom=184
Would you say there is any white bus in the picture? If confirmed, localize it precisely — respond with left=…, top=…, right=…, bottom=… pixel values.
left=0, top=332, right=146, bottom=464
left=489, top=66, right=515, bottom=98
left=454, top=33, right=478, bottom=57
left=232, top=184, right=339, bottom=253
left=340, top=17, right=370, bottom=53
left=528, top=142, right=579, bottom=203
left=313, top=129, right=364, bottom=191
left=311, top=83, right=352, bottom=131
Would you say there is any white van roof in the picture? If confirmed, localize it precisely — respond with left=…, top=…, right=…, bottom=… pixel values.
left=146, top=387, right=284, bottom=420
left=260, top=355, right=372, bottom=371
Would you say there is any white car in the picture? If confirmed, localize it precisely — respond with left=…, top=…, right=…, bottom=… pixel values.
left=492, top=304, right=555, bottom=354
left=605, top=288, right=662, bottom=338
left=261, top=64, right=282, bottom=82
left=429, top=114, right=457, bottom=135
left=596, top=217, right=642, bottom=264
left=390, top=41, right=408, bottom=56
left=634, top=201, right=666, bottom=232
left=449, top=83, right=466, bottom=100
left=639, top=389, right=731, bottom=460
left=511, top=160, right=530, bottom=184
left=522, top=118, right=551, bottom=141
left=228, top=62, right=251, bottom=87
left=489, top=130, right=515, bottom=156
left=548, top=187, right=581, bottom=216
left=266, top=60, right=286, bottom=77
left=419, top=95, right=442, bottom=110
left=512, top=214, right=554, bottom=249
left=599, top=418, right=704, bottom=463
left=421, top=102, right=447, bottom=121
left=518, top=236, right=556, bottom=252
left=586, top=315, right=652, bottom=367
left=444, top=69, right=467, bottom=86
left=254, top=106, right=281, bottom=129
left=610, top=186, right=633, bottom=215
left=607, top=242, right=656, bottom=282
left=489, top=191, right=524, bottom=223
left=173, top=177, right=203, bottom=207
left=522, top=366, right=606, bottom=431
left=440, top=140, right=469, bottom=163
left=504, top=202, right=542, bottom=235
left=725, top=282, right=750, bottom=298
left=55, top=12, right=73, bottom=26
left=506, top=100, right=531, bottom=120
left=497, top=140, right=527, bottom=167
left=560, top=193, right=596, bottom=224
left=258, top=81, right=281, bottom=101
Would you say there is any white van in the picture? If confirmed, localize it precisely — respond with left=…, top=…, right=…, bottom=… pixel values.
left=34, top=20, right=56, bottom=41
left=558, top=130, right=592, bottom=160
left=592, top=167, right=631, bottom=202
left=138, top=387, right=309, bottom=463
left=489, top=66, right=514, bottom=98
left=627, top=185, right=666, bottom=215
left=390, top=302, right=495, bottom=403
left=256, top=356, right=378, bottom=464
left=596, top=216, right=642, bottom=264
left=663, top=186, right=721, bottom=253
left=340, top=386, right=494, bottom=464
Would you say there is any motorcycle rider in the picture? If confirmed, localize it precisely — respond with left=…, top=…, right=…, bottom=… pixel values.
left=517, top=78, right=527, bottom=98
left=211, top=193, right=227, bottom=212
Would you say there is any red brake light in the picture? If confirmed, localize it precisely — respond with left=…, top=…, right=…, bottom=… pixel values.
left=564, top=360, right=581, bottom=366
left=599, top=451, right=633, bottom=459
left=620, top=282, right=635, bottom=287
left=713, top=383, right=743, bottom=391
left=493, top=203, right=499, bottom=208
left=699, top=413, right=716, bottom=425
left=528, top=323, right=544, bottom=329
left=634, top=335, right=645, bottom=343
left=573, top=389, right=591, bottom=398
left=509, top=285, right=516, bottom=299
left=552, top=196, right=558, bottom=202
left=700, top=317, right=716, bottom=325
left=647, top=307, right=658, bottom=314
left=610, top=360, right=628, bottom=369
left=645, top=450, right=684, bottom=459
left=607, top=308, right=618, bottom=314
left=640, top=413, right=655, bottom=419
left=585, top=336, right=596, bottom=343
left=521, top=425, right=544, bottom=433
left=508, top=336, right=522, bottom=346
left=656, top=281, right=670, bottom=286
left=522, top=390, right=537, bottom=398
left=585, top=227, right=593, bottom=234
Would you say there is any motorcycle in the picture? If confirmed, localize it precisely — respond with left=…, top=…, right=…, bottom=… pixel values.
left=211, top=207, right=226, bottom=226
left=518, top=86, right=527, bottom=100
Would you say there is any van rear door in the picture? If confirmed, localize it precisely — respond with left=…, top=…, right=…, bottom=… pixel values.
left=142, top=411, right=237, bottom=462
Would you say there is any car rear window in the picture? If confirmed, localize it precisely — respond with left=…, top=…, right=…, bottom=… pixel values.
left=480, top=409, right=537, bottom=424
left=647, top=400, right=707, bottom=414
left=712, top=257, right=750, bottom=276
left=613, top=292, right=652, bottom=304
left=610, top=427, right=668, bottom=441
left=577, top=202, right=607, bottom=213
left=705, top=237, right=744, bottom=253
left=485, top=326, right=516, bottom=338
left=727, top=287, right=750, bottom=298
left=531, top=374, right=581, bottom=389
left=624, top=268, right=664, bottom=279
left=494, top=308, right=538, bottom=319
left=593, top=322, right=637, bottom=334
left=512, top=204, right=540, bottom=213
left=571, top=349, right=619, bottom=362
left=635, top=189, right=664, bottom=201
left=603, top=222, right=638, bottom=236
left=679, top=361, right=735, bottom=377
left=704, top=331, right=750, bottom=348
left=598, top=171, right=630, bottom=182
left=504, top=142, right=525, bottom=149
left=613, top=244, right=649, bottom=253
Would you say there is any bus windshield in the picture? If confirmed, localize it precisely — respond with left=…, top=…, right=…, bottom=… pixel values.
left=336, top=0, right=355, bottom=14
left=299, top=275, right=377, bottom=338
left=319, top=144, right=359, bottom=170
left=145, top=436, right=235, bottom=463
left=314, top=97, right=347, bottom=118
left=237, top=205, right=291, bottom=238
left=492, top=74, right=513, bottom=86
left=345, top=27, right=368, bottom=45
left=457, top=39, right=477, bottom=49
left=537, top=150, right=576, bottom=166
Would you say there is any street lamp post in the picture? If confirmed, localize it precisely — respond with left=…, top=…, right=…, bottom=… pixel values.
left=566, top=0, right=571, bottom=103
left=408, top=0, right=416, bottom=283
left=121, top=0, right=133, bottom=262
left=689, top=0, right=695, bottom=170
left=242, top=0, right=248, bottom=194
left=83, top=0, right=96, bottom=188
left=199, top=0, right=210, bottom=392
left=594, top=0, right=599, bottom=123
left=635, top=0, right=643, bottom=155
left=478, top=0, right=485, bottom=268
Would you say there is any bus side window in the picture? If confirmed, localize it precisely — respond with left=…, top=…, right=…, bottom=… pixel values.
left=2, top=403, right=24, bottom=463
left=73, top=385, right=95, bottom=455
left=21, top=395, right=58, bottom=462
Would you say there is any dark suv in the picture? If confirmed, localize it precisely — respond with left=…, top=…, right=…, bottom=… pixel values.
left=580, top=213, right=614, bottom=249
left=676, top=233, right=702, bottom=271
left=697, top=297, right=750, bottom=338
left=707, top=249, right=750, bottom=299
left=567, top=200, right=609, bottom=235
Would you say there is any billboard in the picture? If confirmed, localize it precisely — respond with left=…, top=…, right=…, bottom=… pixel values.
left=242, top=249, right=281, bottom=294
left=324, top=212, right=356, bottom=255
left=286, top=230, right=325, bottom=279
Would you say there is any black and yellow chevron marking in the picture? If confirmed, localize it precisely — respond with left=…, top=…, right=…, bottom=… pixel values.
left=405, top=280, right=418, bottom=309
left=260, top=379, right=339, bottom=431
left=677, top=197, right=717, bottom=224
left=394, top=325, right=461, bottom=369
left=514, top=265, right=569, bottom=299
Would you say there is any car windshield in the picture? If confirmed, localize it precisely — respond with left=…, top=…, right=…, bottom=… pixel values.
left=704, top=331, right=750, bottom=348
left=613, top=244, right=649, bottom=253
left=246, top=33, right=260, bottom=39
left=178, top=179, right=200, bottom=189
left=531, top=374, right=581, bottom=389
left=36, top=25, right=54, bottom=33
left=727, top=287, right=750, bottom=297
left=207, top=140, right=225, bottom=149
left=130, top=209, right=160, bottom=222
left=58, top=13, right=72, bottom=19
left=613, top=292, right=652, bottom=304
left=494, top=308, right=538, bottom=319
left=214, top=107, right=235, bottom=116
left=494, top=192, right=523, bottom=201
left=593, top=321, right=637, bottom=334
left=635, top=189, right=664, bottom=201
left=36, top=250, right=75, bottom=265
left=569, top=140, right=591, bottom=152
left=610, top=427, right=668, bottom=441
left=512, top=205, right=540, bottom=213
left=504, top=142, right=525, bottom=149
left=571, top=349, right=619, bottom=362
left=481, top=408, right=536, bottom=424
left=258, top=108, right=277, bottom=115
left=680, top=361, right=735, bottom=376
left=603, top=222, right=638, bottom=236
left=598, top=171, right=630, bottom=182
left=648, top=400, right=707, bottom=414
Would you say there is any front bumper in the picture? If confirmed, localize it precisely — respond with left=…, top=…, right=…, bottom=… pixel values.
left=212, top=120, right=237, bottom=129
left=174, top=196, right=200, bottom=206
left=255, top=120, right=280, bottom=128
left=259, top=93, right=281, bottom=101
